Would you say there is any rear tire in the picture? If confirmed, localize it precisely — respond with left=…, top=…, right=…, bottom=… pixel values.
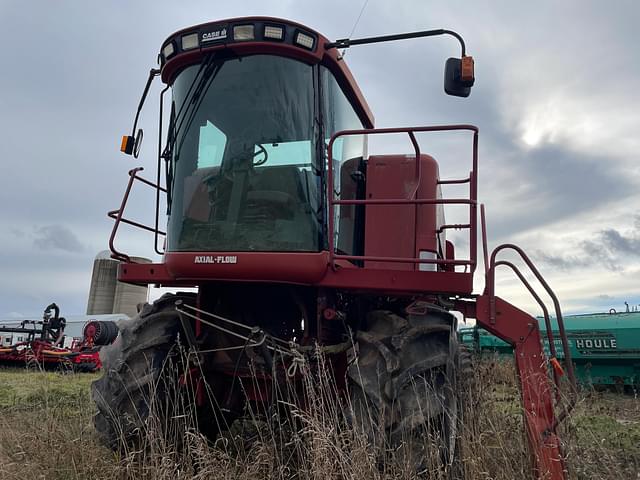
left=348, top=307, right=463, bottom=476
left=91, top=293, right=195, bottom=450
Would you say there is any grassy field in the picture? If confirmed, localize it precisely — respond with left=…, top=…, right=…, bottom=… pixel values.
left=0, top=361, right=638, bottom=479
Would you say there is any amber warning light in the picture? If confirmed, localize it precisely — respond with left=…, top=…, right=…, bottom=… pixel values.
left=121, top=135, right=134, bottom=155
left=461, top=56, right=475, bottom=85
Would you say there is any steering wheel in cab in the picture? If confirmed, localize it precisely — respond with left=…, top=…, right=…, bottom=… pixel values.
left=252, top=143, right=268, bottom=166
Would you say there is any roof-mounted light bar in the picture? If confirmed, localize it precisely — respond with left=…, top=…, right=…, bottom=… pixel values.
left=158, top=20, right=318, bottom=66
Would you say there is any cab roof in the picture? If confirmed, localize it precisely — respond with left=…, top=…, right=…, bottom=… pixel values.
left=159, top=16, right=374, bottom=129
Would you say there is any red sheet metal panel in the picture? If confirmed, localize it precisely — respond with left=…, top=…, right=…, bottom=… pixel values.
left=364, top=154, right=440, bottom=270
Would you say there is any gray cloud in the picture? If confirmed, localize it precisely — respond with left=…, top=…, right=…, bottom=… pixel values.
left=600, top=228, right=640, bottom=256
left=579, top=239, right=620, bottom=271
left=534, top=222, right=640, bottom=272
left=487, top=145, right=635, bottom=240
left=33, top=225, right=85, bottom=253
left=532, top=251, right=592, bottom=272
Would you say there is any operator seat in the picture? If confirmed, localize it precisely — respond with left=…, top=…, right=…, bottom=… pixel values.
left=246, top=165, right=308, bottom=218
left=242, top=165, right=318, bottom=250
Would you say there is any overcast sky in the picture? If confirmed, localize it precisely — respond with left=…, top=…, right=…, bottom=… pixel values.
left=0, top=0, right=638, bottom=320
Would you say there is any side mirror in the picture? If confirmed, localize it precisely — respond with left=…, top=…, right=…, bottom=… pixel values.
left=444, top=56, right=475, bottom=97
left=120, top=128, right=144, bottom=157
left=133, top=129, right=143, bottom=158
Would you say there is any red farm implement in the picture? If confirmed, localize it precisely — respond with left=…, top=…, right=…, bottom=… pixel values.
left=0, top=304, right=118, bottom=372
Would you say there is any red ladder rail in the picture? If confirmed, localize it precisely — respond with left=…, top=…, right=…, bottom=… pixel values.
left=485, top=244, right=578, bottom=423
left=475, top=295, right=569, bottom=479
left=108, top=167, right=166, bottom=262
left=474, top=265, right=576, bottom=476
left=458, top=206, right=577, bottom=479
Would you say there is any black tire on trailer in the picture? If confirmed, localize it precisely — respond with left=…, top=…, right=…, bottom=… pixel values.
left=91, top=292, right=196, bottom=450
left=74, top=361, right=99, bottom=373
left=85, top=320, right=119, bottom=346
left=347, top=308, right=464, bottom=476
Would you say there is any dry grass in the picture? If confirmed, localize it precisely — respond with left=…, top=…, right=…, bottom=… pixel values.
left=0, top=368, right=114, bottom=479
left=0, top=357, right=638, bottom=479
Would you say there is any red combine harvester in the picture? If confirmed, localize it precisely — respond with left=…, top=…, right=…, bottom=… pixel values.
left=94, top=17, right=577, bottom=479
left=0, top=303, right=117, bottom=372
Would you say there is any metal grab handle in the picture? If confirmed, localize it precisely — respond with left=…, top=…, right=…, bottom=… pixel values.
left=493, top=260, right=562, bottom=401
left=486, top=243, right=578, bottom=428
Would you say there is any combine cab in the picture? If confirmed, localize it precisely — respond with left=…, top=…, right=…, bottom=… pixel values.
left=94, top=17, right=577, bottom=479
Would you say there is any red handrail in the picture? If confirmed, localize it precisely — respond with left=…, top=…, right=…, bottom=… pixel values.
left=484, top=243, right=578, bottom=428
left=326, top=124, right=478, bottom=272
left=108, top=167, right=166, bottom=263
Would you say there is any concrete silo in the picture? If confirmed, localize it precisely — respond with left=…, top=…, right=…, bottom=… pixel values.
left=112, top=256, right=151, bottom=318
left=86, top=251, right=118, bottom=315
left=87, top=252, right=150, bottom=318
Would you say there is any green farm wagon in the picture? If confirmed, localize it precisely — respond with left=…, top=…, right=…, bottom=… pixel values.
left=460, top=311, right=640, bottom=387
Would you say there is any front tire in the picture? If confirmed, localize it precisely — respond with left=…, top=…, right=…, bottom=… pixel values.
left=91, top=293, right=195, bottom=450
left=348, top=307, right=463, bottom=476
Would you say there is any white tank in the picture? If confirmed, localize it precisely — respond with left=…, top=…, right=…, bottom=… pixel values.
left=86, top=252, right=119, bottom=315
left=112, top=257, right=151, bottom=318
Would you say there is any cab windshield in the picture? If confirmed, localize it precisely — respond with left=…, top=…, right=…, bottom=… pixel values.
left=166, top=54, right=365, bottom=253
left=167, top=55, right=321, bottom=252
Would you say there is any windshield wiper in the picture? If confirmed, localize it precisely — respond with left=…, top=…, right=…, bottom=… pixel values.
left=163, top=54, right=225, bottom=162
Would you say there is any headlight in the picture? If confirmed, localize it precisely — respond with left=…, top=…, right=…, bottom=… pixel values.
left=233, top=25, right=255, bottom=41
left=181, top=33, right=199, bottom=50
left=295, top=31, right=315, bottom=50
left=264, top=25, right=284, bottom=41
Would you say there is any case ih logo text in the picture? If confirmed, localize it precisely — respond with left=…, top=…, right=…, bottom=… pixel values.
left=201, top=28, right=227, bottom=43
left=194, top=255, right=237, bottom=264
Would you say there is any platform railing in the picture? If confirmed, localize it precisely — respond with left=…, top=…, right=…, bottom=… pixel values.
left=326, top=125, right=479, bottom=273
